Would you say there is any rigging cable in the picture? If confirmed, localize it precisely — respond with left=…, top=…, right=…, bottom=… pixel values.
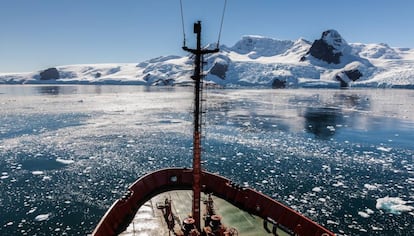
left=179, top=0, right=187, bottom=47
left=216, top=0, right=227, bottom=48
left=179, top=0, right=227, bottom=49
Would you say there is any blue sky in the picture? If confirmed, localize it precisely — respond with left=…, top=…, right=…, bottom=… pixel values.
left=1, top=0, right=413, bottom=73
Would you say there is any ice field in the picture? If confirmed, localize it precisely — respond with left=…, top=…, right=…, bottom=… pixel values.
left=0, top=85, right=413, bottom=235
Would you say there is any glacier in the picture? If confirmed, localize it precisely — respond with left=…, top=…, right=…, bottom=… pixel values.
left=1, top=30, right=413, bottom=88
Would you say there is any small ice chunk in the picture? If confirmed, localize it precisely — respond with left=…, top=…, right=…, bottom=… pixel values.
left=42, top=176, right=51, bottom=181
left=1, top=172, right=9, bottom=179
left=1, top=175, right=9, bottom=179
left=358, top=211, right=370, bottom=218
left=372, top=226, right=383, bottom=231
left=34, top=214, right=50, bottom=221
left=326, top=125, right=335, bottom=131
left=327, top=220, right=339, bottom=225
left=56, top=158, right=75, bottom=164
left=32, top=171, right=44, bottom=175
left=364, top=183, right=378, bottom=190
left=312, top=187, right=322, bottom=192
left=366, top=208, right=374, bottom=214
left=332, top=181, right=344, bottom=187
left=28, top=207, right=37, bottom=214
left=377, top=147, right=392, bottom=152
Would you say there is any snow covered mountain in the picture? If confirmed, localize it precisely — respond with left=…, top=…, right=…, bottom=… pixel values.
left=1, top=30, right=414, bottom=88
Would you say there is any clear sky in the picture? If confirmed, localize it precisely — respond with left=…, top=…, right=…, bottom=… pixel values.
left=1, top=0, right=413, bottom=73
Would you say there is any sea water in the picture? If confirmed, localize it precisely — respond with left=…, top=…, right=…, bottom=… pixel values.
left=0, top=85, right=413, bottom=235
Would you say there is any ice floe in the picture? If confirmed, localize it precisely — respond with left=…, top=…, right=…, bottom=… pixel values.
left=376, top=197, right=414, bottom=214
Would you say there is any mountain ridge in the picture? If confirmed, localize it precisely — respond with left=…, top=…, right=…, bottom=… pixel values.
left=1, top=30, right=414, bottom=88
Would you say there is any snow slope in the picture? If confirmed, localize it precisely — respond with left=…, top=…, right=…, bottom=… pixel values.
left=1, top=30, right=413, bottom=88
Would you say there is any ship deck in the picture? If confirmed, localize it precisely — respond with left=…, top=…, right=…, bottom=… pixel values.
left=119, top=190, right=290, bottom=236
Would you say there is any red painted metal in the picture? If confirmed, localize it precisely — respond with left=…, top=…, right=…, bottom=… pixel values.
left=192, top=131, right=202, bottom=228
left=92, top=168, right=335, bottom=236
left=183, top=21, right=219, bottom=231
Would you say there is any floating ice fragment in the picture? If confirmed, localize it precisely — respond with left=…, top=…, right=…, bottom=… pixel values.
left=366, top=208, right=374, bottom=214
left=56, top=158, right=75, bottom=164
left=28, top=207, right=37, bottom=214
left=372, top=226, right=383, bottom=231
left=312, top=187, right=322, bottom=192
left=326, top=220, right=339, bottom=225
left=332, top=181, right=344, bottom=187
left=34, top=213, right=50, bottom=221
left=376, top=197, right=414, bottom=214
left=32, top=171, right=44, bottom=175
left=326, top=125, right=335, bottom=131
left=1, top=175, right=9, bottom=179
left=358, top=211, right=370, bottom=218
left=377, top=146, right=392, bottom=152
left=42, top=176, right=51, bottom=181
left=364, top=183, right=379, bottom=190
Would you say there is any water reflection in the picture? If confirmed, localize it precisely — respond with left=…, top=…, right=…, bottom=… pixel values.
left=205, top=97, right=292, bottom=133
left=332, top=93, right=371, bottom=111
left=304, top=107, right=343, bottom=139
left=36, top=86, right=61, bottom=95
left=291, top=92, right=372, bottom=139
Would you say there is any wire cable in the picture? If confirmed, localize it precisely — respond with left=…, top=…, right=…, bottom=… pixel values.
left=179, top=0, right=187, bottom=47
left=216, top=0, right=227, bottom=48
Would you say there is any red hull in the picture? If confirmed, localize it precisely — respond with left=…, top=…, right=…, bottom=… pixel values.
left=92, top=168, right=335, bottom=236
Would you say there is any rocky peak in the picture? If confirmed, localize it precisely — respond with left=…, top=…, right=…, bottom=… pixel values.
left=39, top=67, right=60, bottom=80
left=321, top=30, right=351, bottom=54
left=305, top=29, right=351, bottom=64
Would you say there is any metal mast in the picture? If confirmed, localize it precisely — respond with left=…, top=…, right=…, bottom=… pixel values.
left=183, top=21, right=219, bottom=231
